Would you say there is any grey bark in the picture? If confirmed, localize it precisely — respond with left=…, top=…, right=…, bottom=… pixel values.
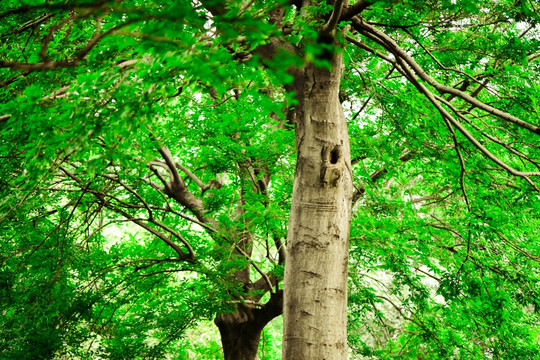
left=282, top=39, right=353, bottom=359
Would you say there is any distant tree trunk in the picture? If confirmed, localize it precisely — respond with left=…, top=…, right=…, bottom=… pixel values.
left=215, top=290, right=282, bottom=360
left=215, top=313, right=263, bottom=360
left=282, top=37, right=353, bottom=359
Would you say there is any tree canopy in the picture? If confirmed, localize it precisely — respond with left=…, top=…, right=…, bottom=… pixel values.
left=1, top=0, right=540, bottom=359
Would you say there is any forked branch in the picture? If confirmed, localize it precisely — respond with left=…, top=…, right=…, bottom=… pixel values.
left=320, top=0, right=346, bottom=35
left=347, top=22, right=540, bottom=191
left=351, top=17, right=540, bottom=135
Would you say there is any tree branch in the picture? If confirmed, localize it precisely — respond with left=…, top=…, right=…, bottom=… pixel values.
left=157, top=146, right=184, bottom=186
left=392, top=55, right=540, bottom=186
left=351, top=18, right=540, bottom=135
left=176, top=163, right=208, bottom=190
left=0, top=17, right=148, bottom=72
left=348, top=25, right=540, bottom=189
left=340, top=0, right=375, bottom=21
left=320, top=0, right=346, bottom=35
left=59, top=165, right=195, bottom=260
left=235, top=244, right=274, bottom=294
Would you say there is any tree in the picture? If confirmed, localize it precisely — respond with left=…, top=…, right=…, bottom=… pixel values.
left=2, top=0, right=540, bottom=359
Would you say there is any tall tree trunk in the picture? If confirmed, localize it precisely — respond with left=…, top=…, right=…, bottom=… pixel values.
left=282, top=45, right=353, bottom=359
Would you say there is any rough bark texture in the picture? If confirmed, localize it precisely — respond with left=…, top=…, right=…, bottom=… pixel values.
left=282, top=43, right=353, bottom=359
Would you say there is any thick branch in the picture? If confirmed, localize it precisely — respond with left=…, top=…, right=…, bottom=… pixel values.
left=157, top=146, right=184, bottom=186
left=320, top=0, right=346, bottom=34
left=347, top=28, right=540, bottom=189
left=340, top=0, right=375, bottom=21
left=176, top=163, right=208, bottom=190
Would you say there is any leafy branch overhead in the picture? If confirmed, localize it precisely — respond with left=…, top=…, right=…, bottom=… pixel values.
left=1, top=0, right=540, bottom=359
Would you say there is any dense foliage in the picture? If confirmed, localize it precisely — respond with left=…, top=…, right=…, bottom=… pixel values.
left=1, top=0, right=540, bottom=359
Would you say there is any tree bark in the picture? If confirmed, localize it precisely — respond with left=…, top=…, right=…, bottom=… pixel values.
left=282, top=44, right=353, bottom=359
left=215, top=312, right=263, bottom=360
left=215, top=290, right=283, bottom=360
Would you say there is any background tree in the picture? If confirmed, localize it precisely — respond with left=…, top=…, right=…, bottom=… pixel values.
left=2, top=0, right=540, bottom=359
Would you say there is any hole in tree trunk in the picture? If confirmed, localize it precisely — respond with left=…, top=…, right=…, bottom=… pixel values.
left=329, top=146, right=340, bottom=164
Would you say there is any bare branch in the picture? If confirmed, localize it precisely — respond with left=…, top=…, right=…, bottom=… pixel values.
left=1, top=13, right=53, bottom=38
left=402, top=28, right=485, bottom=88
left=435, top=94, right=540, bottom=171
left=39, top=14, right=78, bottom=61
left=142, top=177, right=165, bottom=192
left=149, top=218, right=196, bottom=259
left=345, top=35, right=396, bottom=65
left=0, top=59, right=80, bottom=71
left=101, top=173, right=154, bottom=220
left=492, top=230, right=540, bottom=263
left=148, top=164, right=171, bottom=189
left=43, top=86, right=70, bottom=100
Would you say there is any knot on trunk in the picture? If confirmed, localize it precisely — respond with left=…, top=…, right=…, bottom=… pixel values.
left=320, top=145, right=343, bottom=187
